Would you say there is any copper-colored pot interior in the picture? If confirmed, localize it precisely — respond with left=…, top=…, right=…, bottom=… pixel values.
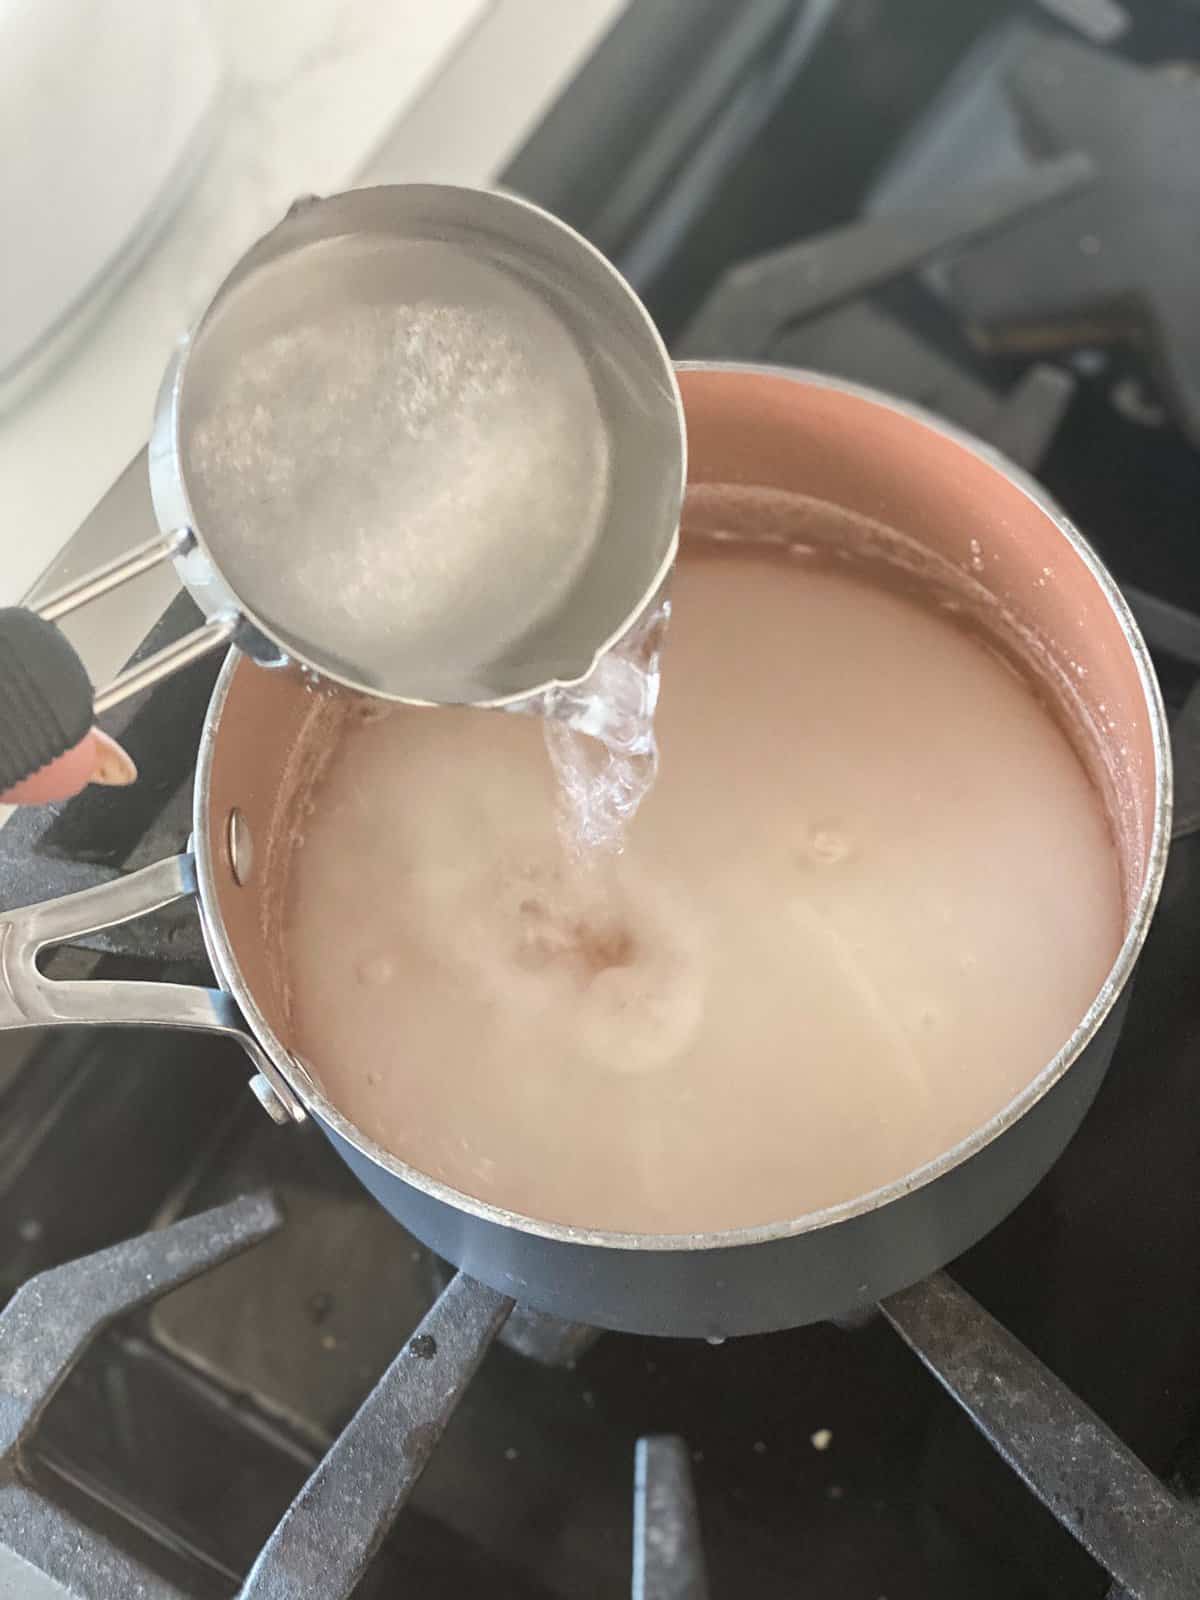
left=204, top=367, right=1160, bottom=1074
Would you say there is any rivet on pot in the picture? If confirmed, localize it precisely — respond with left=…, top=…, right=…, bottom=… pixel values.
left=227, top=808, right=254, bottom=885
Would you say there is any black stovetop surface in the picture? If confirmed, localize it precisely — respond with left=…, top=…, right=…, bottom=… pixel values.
left=4, top=2, right=1200, bottom=1595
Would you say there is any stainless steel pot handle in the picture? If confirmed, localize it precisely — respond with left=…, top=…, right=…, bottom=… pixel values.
left=0, top=854, right=305, bottom=1123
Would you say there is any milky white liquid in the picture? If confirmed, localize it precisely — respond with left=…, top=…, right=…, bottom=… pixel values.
left=283, top=537, right=1123, bottom=1233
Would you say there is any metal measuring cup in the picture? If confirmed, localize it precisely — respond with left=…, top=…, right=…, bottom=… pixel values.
left=0, top=185, right=685, bottom=793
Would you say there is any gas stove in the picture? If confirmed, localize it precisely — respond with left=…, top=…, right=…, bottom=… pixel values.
left=4, top=3, right=1200, bottom=1596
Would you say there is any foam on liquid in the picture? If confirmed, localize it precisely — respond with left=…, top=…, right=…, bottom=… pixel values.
left=282, top=519, right=1123, bottom=1234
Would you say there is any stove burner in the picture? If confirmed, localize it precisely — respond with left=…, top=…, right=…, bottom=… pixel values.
left=241, top=1272, right=512, bottom=1599
left=0, top=1196, right=713, bottom=1598
left=882, top=1274, right=1200, bottom=1600
left=0, top=1196, right=281, bottom=1598
left=634, top=1435, right=711, bottom=1600
left=6, top=1201, right=1200, bottom=1596
left=947, top=35, right=1200, bottom=448
left=8, top=230, right=1200, bottom=1597
left=7, top=12, right=1200, bottom=1594
left=677, top=150, right=1095, bottom=360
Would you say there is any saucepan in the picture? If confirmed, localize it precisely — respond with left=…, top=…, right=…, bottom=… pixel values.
left=0, top=366, right=1170, bottom=1338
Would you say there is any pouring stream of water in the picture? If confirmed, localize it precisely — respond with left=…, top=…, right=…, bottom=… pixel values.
left=526, top=595, right=672, bottom=858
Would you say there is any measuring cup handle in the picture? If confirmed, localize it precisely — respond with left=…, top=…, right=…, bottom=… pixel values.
left=1, top=530, right=238, bottom=795
left=0, top=604, right=236, bottom=795
left=36, top=526, right=237, bottom=715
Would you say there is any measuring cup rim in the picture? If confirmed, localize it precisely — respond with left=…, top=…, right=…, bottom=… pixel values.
left=149, top=183, right=686, bottom=706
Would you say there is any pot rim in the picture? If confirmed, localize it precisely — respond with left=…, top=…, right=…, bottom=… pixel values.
left=194, top=362, right=1173, bottom=1255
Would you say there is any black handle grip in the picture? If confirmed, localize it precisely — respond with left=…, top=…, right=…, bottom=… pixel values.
left=0, top=609, right=94, bottom=792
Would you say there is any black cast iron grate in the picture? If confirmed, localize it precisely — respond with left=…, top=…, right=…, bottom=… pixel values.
left=5, top=1199, right=1200, bottom=1598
